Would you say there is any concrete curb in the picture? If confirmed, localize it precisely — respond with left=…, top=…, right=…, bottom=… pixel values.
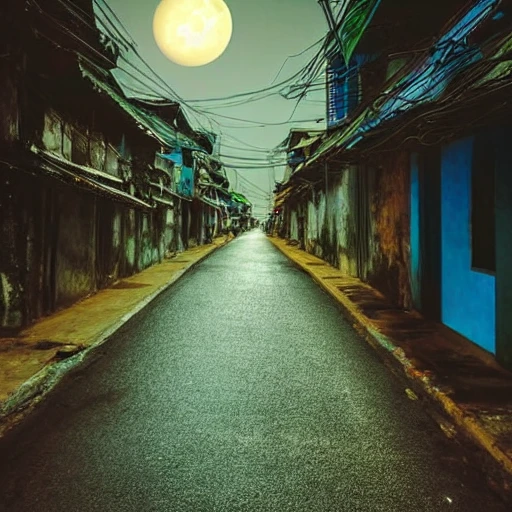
left=268, top=237, right=512, bottom=491
left=0, top=240, right=229, bottom=437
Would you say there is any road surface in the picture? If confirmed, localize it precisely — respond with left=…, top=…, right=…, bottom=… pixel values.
left=0, top=231, right=507, bottom=511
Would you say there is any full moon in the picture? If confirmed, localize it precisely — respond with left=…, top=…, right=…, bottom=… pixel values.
left=153, top=0, right=233, bottom=67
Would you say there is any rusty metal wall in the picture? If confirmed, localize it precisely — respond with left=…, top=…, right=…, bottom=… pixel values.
left=366, top=152, right=412, bottom=309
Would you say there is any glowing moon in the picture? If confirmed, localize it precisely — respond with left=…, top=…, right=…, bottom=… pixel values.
left=153, top=0, right=233, bottom=67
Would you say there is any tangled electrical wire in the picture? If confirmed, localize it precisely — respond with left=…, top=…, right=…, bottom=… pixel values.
left=19, top=0, right=330, bottom=176
left=300, top=0, right=512, bottom=168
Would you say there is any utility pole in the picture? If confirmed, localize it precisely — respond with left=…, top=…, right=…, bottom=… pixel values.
left=317, top=0, right=346, bottom=57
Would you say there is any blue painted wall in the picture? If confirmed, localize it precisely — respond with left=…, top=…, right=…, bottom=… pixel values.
left=158, top=148, right=194, bottom=198
left=410, top=153, right=421, bottom=310
left=440, top=137, right=495, bottom=353
left=178, top=164, right=194, bottom=198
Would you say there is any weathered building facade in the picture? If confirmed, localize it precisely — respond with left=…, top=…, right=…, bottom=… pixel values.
left=274, top=0, right=512, bottom=367
left=0, top=0, right=235, bottom=330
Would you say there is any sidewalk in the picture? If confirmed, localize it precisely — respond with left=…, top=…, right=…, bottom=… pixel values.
left=268, top=235, right=512, bottom=502
left=0, top=235, right=232, bottom=436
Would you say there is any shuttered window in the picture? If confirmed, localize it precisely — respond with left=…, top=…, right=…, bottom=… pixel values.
left=471, top=134, right=495, bottom=273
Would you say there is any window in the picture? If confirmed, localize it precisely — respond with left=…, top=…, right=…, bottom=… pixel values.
left=326, top=56, right=360, bottom=129
left=471, top=134, right=495, bottom=273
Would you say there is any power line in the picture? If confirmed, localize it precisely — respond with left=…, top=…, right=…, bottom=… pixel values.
left=26, top=0, right=330, bottom=163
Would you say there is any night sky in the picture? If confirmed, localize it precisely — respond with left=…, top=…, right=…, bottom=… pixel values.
left=99, top=0, right=329, bottom=217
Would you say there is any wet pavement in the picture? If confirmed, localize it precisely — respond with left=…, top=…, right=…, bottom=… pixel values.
left=0, top=231, right=508, bottom=511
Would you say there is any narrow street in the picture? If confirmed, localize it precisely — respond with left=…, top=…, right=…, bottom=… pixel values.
left=0, top=231, right=507, bottom=512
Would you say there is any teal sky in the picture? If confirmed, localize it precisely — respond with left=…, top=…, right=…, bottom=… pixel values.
left=102, top=0, right=329, bottom=217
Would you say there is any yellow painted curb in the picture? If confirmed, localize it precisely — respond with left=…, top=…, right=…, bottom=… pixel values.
left=267, top=235, right=512, bottom=482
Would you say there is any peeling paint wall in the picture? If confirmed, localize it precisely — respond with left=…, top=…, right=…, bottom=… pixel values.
left=337, top=167, right=357, bottom=276
left=295, top=167, right=357, bottom=275
left=123, top=208, right=137, bottom=276
left=304, top=190, right=326, bottom=258
left=0, top=176, right=24, bottom=328
left=0, top=55, right=190, bottom=330
left=366, top=153, right=412, bottom=308
left=290, top=210, right=299, bottom=241
left=138, top=213, right=153, bottom=270
left=283, top=158, right=412, bottom=309
left=319, top=172, right=346, bottom=269
left=0, top=165, right=184, bottom=329
left=161, top=207, right=174, bottom=257
left=55, top=189, right=97, bottom=308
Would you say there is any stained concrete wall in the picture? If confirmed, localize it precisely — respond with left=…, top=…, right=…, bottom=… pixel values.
left=290, top=210, right=299, bottom=241
left=0, top=167, right=183, bottom=330
left=284, top=157, right=412, bottom=309
left=367, top=153, right=412, bottom=309
left=0, top=175, right=27, bottom=328
left=55, top=189, right=97, bottom=308
left=296, top=168, right=357, bottom=275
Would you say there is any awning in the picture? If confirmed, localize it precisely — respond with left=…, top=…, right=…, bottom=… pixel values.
left=198, top=195, right=223, bottom=210
left=31, top=147, right=154, bottom=210
left=274, top=185, right=294, bottom=208
left=149, top=181, right=192, bottom=202
left=274, top=182, right=310, bottom=208
left=79, top=58, right=207, bottom=153
left=290, top=133, right=323, bottom=151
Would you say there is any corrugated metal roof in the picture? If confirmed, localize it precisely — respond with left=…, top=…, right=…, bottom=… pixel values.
left=32, top=147, right=153, bottom=210
left=79, top=58, right=207, bottom=153
left=290, top=134, right=323, bottom=151
left=274, top=182, right=310, bottom=208
left=306, top=0, right=502, bottom=167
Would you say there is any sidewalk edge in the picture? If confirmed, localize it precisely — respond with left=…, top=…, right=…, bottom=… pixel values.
left=0, top=240, right=228, bottom=436
left=268, top=237, right=512, bottom=483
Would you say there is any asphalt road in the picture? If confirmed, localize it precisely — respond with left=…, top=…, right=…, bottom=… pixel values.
left=0, top=230, right=507, bottom=511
